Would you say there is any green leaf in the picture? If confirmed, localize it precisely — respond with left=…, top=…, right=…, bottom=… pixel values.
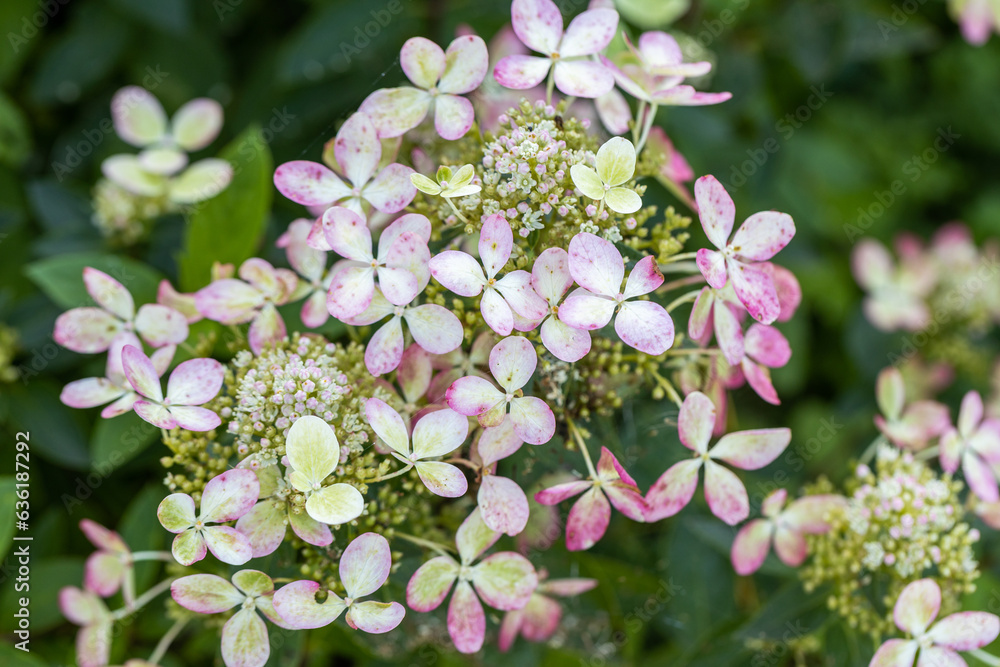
left=119, top=484, right=167, bottom=592
left=0, top=642, right=49, bottom=667
left=5, top=383, right=89, bottom=470
left=0, top=476, right=15, bottom=564
left=0, top=92, right=30, bottom=167
left=0, top=0, right=41, bottom=84
left=90, top=412, right=161, bottom=472
left=178, top=125, right=273, bottom=291
left=107, top=0, right=190, bottom=34
left=24, top=251, right=165, bottom=310
left=25, top=179, right=90, bottom=233
left=0, top=557, right=85, bottom=634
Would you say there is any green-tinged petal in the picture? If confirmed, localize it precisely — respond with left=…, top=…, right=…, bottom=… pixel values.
left=346, top=600, right=405, bottom=634
left=450, top=164, right=475, bottom=188
left=273, top=580, right=347, bottom=630
left=456, top=507, right=500, bottom=565
left=169, top=158, right=233, bottom=204
left=595, top=136, right=637, bottom=187
left=170, top=529, right=207, bottom=566
left=305, top=483, right=365, bottom=525
left=171, top=573, right=244, bottom=613
left=569, top=164, right=606, bottom=200
left=232, top=570, right=274, bottom=598
left=471, top=552, right=538, bottom=611
left=157, top=493, right=196, bottom=532
left=410, top=173, right=442, bottom=195
left=285, top=415, right=340, bottom=489
left=221, top=608, right=269, bottom=667
left=604, top=187, right=642, bottom=214
left=405, top=556, right=459, bottom=611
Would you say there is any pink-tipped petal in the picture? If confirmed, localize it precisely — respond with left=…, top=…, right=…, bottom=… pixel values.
left=273, top=160, right=351, bottom=207
left=448, top=581, right=486, bottom=653
left=479, top=214, right=514, bottom=277
left=406, top=556, right=459, bottom=612
left=568, top=232, right=624, bottom=297
left=479, top=475, right=530, bottom=535
left=359, top=88, right=430, bottom=139
left=54, top=307, right=123, bottom=354
left=364, top=315, right=405, bottom=376
left=439, top=35, right=489, bottom=94
left=169, top=405, right=221, bottom=431
left=730, top=211, right=795, bottom=262
left=165, top=357, right=223, bottom=406
left=489, top=335, right=536, bottom=391
left=510, top=396, right=555, bottom=445
left=558, top=289, right=616, bottom=329
left=446, top=375, right=505, bottom=417
left=645, top=458, right=702, bottom=522
left=678, top=391, right=715, bottom=454
left=622, top=256, right=664, bottom=299
left=288, top=509, right=333, bottom=547
left=773, top=525, right=808, bottom=567
left=510, top=0, right=563, bottom=53
left=434, top=94, right=475, bottom=140
left=403, top=304, right=464, bottom=355
left=272, top=580, right=347, bottom=629
left=416, top=461, right=469, bottom=497
left=729, top=260, right=780, bottom=324
left=364, top=163, right=418, bottom=213
left=694, top=175, right=736, bottom=249
left=595, top=88, right=632, bottom=135
left=894, top=579, right=941, bottom=636
left=202, top=526, right=253, bottom=565
left=83, top=268, right=134, bottom=321
left=133, top=400, right=176, bottom=429
left=171, top=573, right=243, bottom=614
left=200, top=468, right=260, bottom=523
left=322, top=206, right=372, bottom=262
left=553, top=59, right=615, bottom=98
left=221, top=608, right=269, bottom=667
left=400, top=37, right=446, bottom=89
left=429, top=250, right=486, bottom=296
left=236, top=500, right=287, bottom=558
left=696, top=248, right=728, bottom=289
left=346, top=601, right=406, bottom=634
left=964, top=451, right=1000, bottom=503
left=134, top=304, right=188, bottom=348
left=531, top=247, right=573, bottom=303
left=84, top=552, right=124, bottom=597
left=710, top=428, right=791, bottom=470
left=731, top=519, right=774, bottom=575
left=247, top=304, right=286, bottom=356
left=365, top=397, right=410, bottom=457
left=494, top=54, right=552, bottom=90
left=566, top=487, right=611, bottom=551
left=472, top=552, right=537, bottom=610
left=703, top=460, right=749, bottom=525
left=121, top=345, right=164, bottom=402
left=927, top=612, right=1000, bottom=651
left=558, top=8, right=618, bottom=57
left=327, top=265, right=376, bottom=320
left=535, top=480, right=592, bottom=505
left=61, top=377, right=126, bottom=409
left=335, top=113, right=381, bottom=189
left=340, top=532, right=392, bottom=598
left=745, top=323, right=791, bottom=368
left=870, top=639, right=918, bottom=667
left=412, top=407, right=469, bottom=459
left=615, top=300, right=674, bottom=355
left=540, top=316, right=591, bottom=362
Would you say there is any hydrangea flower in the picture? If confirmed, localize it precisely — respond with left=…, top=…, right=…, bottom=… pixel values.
left=171, top=570, right=290, bottom=667
left=195, top=258, right=298, bottom=354
left=535, top=446, right=647, bottom=551
left=121, top=345, right=223, bottom=431
left=513, top=247, right=591, bottom=362
left=59, top=586, right=112, bottom=667
left=601, top=31, right=731, bottom=107
left=734, top=323, right=792, bottom=406
left=870, top=578, right=1000, bottom=667
left=446, top=335, right=556, bottom=445
left=689, top=284, right=745, bottom=365
left=851, top=238, right=934, bottom=332
left=494, top=0, right=619, bottom=98
left=874, top=367, right=951, bottom=450
left=157, top=468, right=259, bottom=566
left=54, top=267, right=188, bottom=354
left=321, top=208, right=431, bottom=318
left=951, top=0, right=1000, bottom=45
left=80, top=519, right=134, bottom=601
left=411, top=164, right=482, bottom=199
left=157, top=279, right=202, bottom=324
left=476, top=420, right=530, bottom=535
left=276, top=218, right=334, bottom=328
left=406, top=508, right=538, bottom=653
left=273, top=112, right=416, bottom=216
left=236, top=493, right=333, bottom=558
left=645, top=391, right=791, bottom=525
left=391, top=344, right=433, bottom=418
left=694, top=175, right=796, bottom=324
left=940, top=391, right=1000, bottom=502
left=730, top=489, right=845, bottom=575
left=360, top=36, right=488, bottom=140
left=558, top=232, right=675, bottom=355
left=570, top=137, right=642, bottom=215
left=365, top=398, right=470, bottom=497
left=273, top=532, right=405, bottom=633
left=498, top=575, right=597, bottom=651
left=60, top=333, right=174, bottom=419
left=429, top=213, right=547, bottom=335
left=427, top=330, right=497, bottom=402
left=284, top=415, right=365, bottom=526
left=343, top=286, right=463, bottom=376
left=104, top=86, right=232, bottom=204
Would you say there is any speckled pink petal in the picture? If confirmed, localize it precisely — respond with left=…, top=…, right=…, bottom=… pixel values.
left=541, top=315, right=591, bottom=362
left=321, top=206, right=373, bottom=262
left=235, top=500, right=287, bottom=558
left=289, top=509, right=333, bottom=547
left=479, top=475, right=529, bottom=535
left=272, top=580, right=346, bottom=629
left=401, top=36, right=446, bottom=89
left=535, top=480, right=592, bottom=505
left=731, top=212, right=795, bottom=262
left=694, top=175, right=735, bottom=249
left=678, top=391, right=715, bottom=453
left=696, top=248, right=728, bottom=289
left=221, top=607, right=269, bottom=667
left=194, top=279, right=264, bottom=325
left=202, top=526, right=253, bottom=565
left=773, top=525, right=807, bottom=567
left=434, top=94, right=474, bottom=141
left=365, top=315, right=404, bottom=376
left=340, top=532, right=392, bottom=598
left=359, top=87, right=431, bottom=139
left=446, top=376, right=505, bottom=417
left=553, top=59, right=615, bottom=98
left=166, top=358, right=223, bottom=406
left=121, top=345, right=164, bottom=402
left=742, top=359, right=780, bottom=405
left=495, top=270, right=548, bottom=321
left=510, top=0, right=563, bottom=54
left=927, top=611, right=1000, bottom=651
left=622, top=255, right=664, bottom=298
left=603, top=482, right=647, bottom=522
left=54, top=307, right=124, bottom=354
left=134, top=304, right=188, bottom=348
left=558, top=289, right=616, bottom=330
left=530, top=247, right=572, bottom=303
left=327, top=265, right=376, bottom=321
left=448, top=581, right=486, bottom=653
left=894, top=579, right=941, bottom=636
left=558, top=7, right=617, bottom=57
left=729, top=259, right=780, bottom=324
left=715, top=299, right=745, bottom=366
left=703, top=459, right=749, bottom=525
left=273, top=160, right=351, bottom=207
left=710, top=428, right=790, bottom=471
left=171, top=573, right=243, bottom=614
left=406, top=556, right=459, bottom=612
left=439, top=35, right=488, bottom=94
left=565, top=487, right=611, bottom=551
left=169, top=405, right=221, bottom=431
left=61, top=377, right=126, bottom=409
left=489, top=335, right=536, bottom=392
left=745, top=323, right=790, bottom=368
left=510, top=396, right=555, bottom=445
left=479, top=214, right=514, bottom=278
left=429, top=250, right=486, bottom=296
left=335, top=113, right=381, bottom=189
left=377, top=266, right=420, bottom=308
left=615, top=300, right=674, bottom=355
left=247, top=304, right=286, bottom=355
left=494, top=54, right=552, bottom=90
left=964, top=451, right=999, bottom=503
left=870, top=639, right=918, bottom=667
left=731, top=519, right=773, bottom=575
left=481, top=287, right=515, bottom=335
left=200, top=468, right=260, bottom=523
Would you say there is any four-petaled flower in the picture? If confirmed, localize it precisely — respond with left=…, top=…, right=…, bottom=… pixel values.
left=79, top=519, right=134, bottom=601
left=276, top=218, right=334, bottom=328
left=495, top=0, right=619, bottom=98
left=411, top=164, right=482, bottom=198
left=570, top=137, right=642, bottom=215
left=559, top=232, right=675, bottom=355
left=361, top=36, right=488, bottom=140
left=446, top=335, right=556, bottom=445
left=429, top=213, right=547, bottom=335
left=730, top=489, right=845, bottom=575
left=514, top=247, right=591, bottom=362
left=536, top=446, right=647, bottom=551
left=171, top=570, right=291, bottom=667
left=273, top=112, right=416, bottom=216
left=365, top=397, right=470, bottom=497
left=645, top=391, right=791, bottom=525
left=273, top=532, right=406, bottom=633
left=694, top=175, right=795, bottom=324
left=406, top=508, right=538, bottom=653
left=476, top=419, right=530, bottom=535
left=59, top=586, right=112, bottom=667
left=940, top=390, right=1000, bottom=502
left=121, top=344, right=223, bottom=431
left=283, top=415, right=366, bottom=526
left=54, top=267, right=188, bottom=354
left=870, top=578, right=999, bottom=667
left=157, top=468, right=259, bottom=566
left=851, top=238, right=934, bottom=332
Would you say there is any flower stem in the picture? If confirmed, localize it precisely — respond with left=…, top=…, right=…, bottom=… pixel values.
left=665, top=289, right=703, bottom=313
left=662, top=251, right=699, bottom=264
left=446, top=457, right=480, bottom=471
left=112, top=578, right=175, bottom=620
left=970, top=649, right=1000, bottom=666
left=148, top=616, right=188, bottom=664
left=396, top=532, right=455, bottom=558
left=650, top=370, right=684, bottom=408
left=546, top=67, right=555, bottom=106
left=635, top=103, right=658, bottom=153
left=566, top=417, right=598, bottom=479
left=858, top=435, right=888, bottom=466
left=914, top=445, right=940, bottom=461
left=633, top=100, right=647, bottom=145
left=658, top=274, right=706, bottom=294
left=445, top=197, right=469, bottom=224
left=131, top=551, right=175, bottom=562
left=368, top=464, right=414, bottom=484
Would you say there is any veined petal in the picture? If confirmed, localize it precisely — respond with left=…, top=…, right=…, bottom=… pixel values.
left=622, top=256, right=664, bottom=298
left=221, top=608, right=269, bottom=667
left=346, top=601, right=406, bottom=634
left=869, top=639, right=918, bottom=667
left=615, top=300, right=674, bottom=355
left=566, top=487, right=611, bottom=551
left=511, top=0, right=562, bottom=54
left=272, top=580, right=346, bottom=629
left=605, top=187, right=642, bottom=214
left=568, top=232, right=624, bottom=296
left=494, top=54, right=552, bottom=90
left=434, top=94, right=475, bottom=140
left=406, top=556, right=459, bottom=612
left=364, top=163, right=418, bottom=213
left=171, top=573, right=243, bottom=614
left=894, top=579, right=941, bottom=636
left=710, top=428, right=791, bottom=470
left=915, top=646, right=966, bottom=667
left=446, top=375, right=505, bottom=417
left=477, top=419, right=523, bottom=467
left=365, top=315, right=405, bottom=376
left=199, top=468, right=260, bottom=523
left=456, top=507, right=500, bottom=564
left=327, top=265, right=376, bottom=320
left=927, top=612, right=1000, bottom=651
left=365, top=397, right=411, bottom=457
left=415, top=461, right=469, bottom=497
left=678, top=391, right=715, bottom=454
left=166, top=358, right=223, bottom=406
left=429, top=250, right=486, bottom=296
left=194, top=279, right=264, bottom=324
left=481, top=287, right=515, bottom=335
left=83, top=267, right=134, bottom=321
left=439, top=35, right=488, bottom=94
left=334, top=112, right=381, bottom=189
left=553, top=59, right=615, bottom=98
left=473, top=552, right=537, bottom=610
left=479, top=475, right=530, bottom=535
left=570, top=164, right=606, bottom=201
left=305, top=483, right=365, bottom=525
left=112, top=86, right=167, bottom=146
left=401, top=36, right=446, bottom=89
left=341, top=532, right=392, bottom=599
left=703, top=460, right=749, bottom=525
left=54, top=307, right=124, bottom=354
left=559, top=7, right=618, bottom=57
left=595, top=136, right=636, bottom=188
left=448, top=581, right=486, bottom=654
left=359, top=87, right=431, bottom=139
left=157, top=493, right=196, bottom=532
left=404, top=304, right=464, bottom=355
left=558, top=289, right=616, bottom=329
left=645, top=459, right=702, bottom=522
left=729, top=260, right=780, bottom=324
left=510, top=396, right=555, bottom=445
left=730, top=211, right=795, bottom=262
left=202, top=526, right=254, bottom=565
left=273, top=160, right=351, bottom=207
left=694, top=175, right=735, bottom=249
left=285, top=415, right=340, bottom=489
left=781, top=495, right=846, bottom=533
left=731, top=519, right=774, bottom=575
left=377, top=265, right=420, bottom=308
left=412, top=407, right=469, bottom=459
left=170, top=528, right=207, bottom=566
left=479, top=214, right=514, bottom=278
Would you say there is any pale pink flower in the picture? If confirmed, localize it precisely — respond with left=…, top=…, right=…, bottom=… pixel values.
left=60, top=333, right=174, bottom=418
left=273, top=112, right=416, bottom=217
left=558, top=233, right=675, bottom=355
left=594, top=87, right=632, bottom=135
left=951, top=0, right=1000, bottom=45
left=79, top=519, right=133, bottom=601
left=498, top=575, right=597, bottom=651
left=429, top=214, right=547, bottom=335
left=275, top=218, right=333, bottom=328
left=476, top=420, right=530, bottom=535
left=494, top=0, right=619, bottom=98
left=360, top=35, right=488, bottom=140
left=156, top=279, right=202, bottom=324
left=940, top=391, right=1000, bottom=502
left=321, top=208, right=431, bottom=318
left=156, top=469, right=259, bottom=566
left=446, top=336, right=556, bottom=445
left=343, top=286, right=463, bottom=376
left=645, top=391, right=791, bottom=525
left=870, top=578, right=999, bottom=667
left=874, top=367, right=950, bottom=450
left=730, top=489, right=845, bottom=575
left=688, top=284, right=745, bottom=365
left=733, top=323, right=792, bottom=406
left=406, top=508, right=538, bottom=654
left=388, top=343, right=434, bottom=418
left=535, top=446, right=646, bottom=551
left=365, top=398, right=470, bottom=497
left=194, top=258, right=298, bottom=355
left=852, top=238, right=934, bottom=332
left=59, top=586, right=112, bottom=667
left=694, top=175, right=796, bottom=324
left=273, top=533, right=405, bottom=634
left=171, top=570, right=292, bottom=667
left=121, top=344, right=224, bottom=431
left=54, top=267, right=188, bottom=354
left=513, top=247, right=591, bottom=362
left=601, top=31, right=731, bottom=107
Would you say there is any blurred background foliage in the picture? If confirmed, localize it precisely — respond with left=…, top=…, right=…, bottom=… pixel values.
left=1, top=0, right=999, bottom=665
